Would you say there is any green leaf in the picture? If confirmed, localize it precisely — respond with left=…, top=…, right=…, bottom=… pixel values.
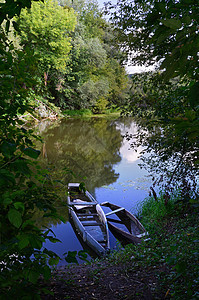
left=23, top=147, right=40, bottom=159
left=2, top=192, right=13, bottom=205
left=41, top=288, right=54, bottom=296
left=42, top=266, right=51, bottom=280
left=29, top=235, right=43, bottom=249
left=161, top=19, right=182, bottom=30
left=49, top=256, right=59, bottom=266
left=182, top=15, right=191, bottom=25
left=0, top=170, right=16, bottom=186
left=28, top=270, right=40, bottom=284
left=13, top=159, right=31, bottom=175
left=8, top=208, right=22, bottom=228
left=3, top=197, right=12, bottom=205
left=65, top=251, right=78, bottom=264
left=78, top=250, right=88, bottom=261
left=14, top=202, right=25, bottom=212
left=58, top=215, right=66, bottom=223
left=79, top=182, right=86, bottom=193
left=0, top=141, right=16, bottom=157
left=18, top=236, right=29, bottom=249
left=43, top=248, right=59, bottom=257
left=47, top=236, right=61, bottom=243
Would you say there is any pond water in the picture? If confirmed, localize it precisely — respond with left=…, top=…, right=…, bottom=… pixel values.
left=37, top=117, right=152, bottom=264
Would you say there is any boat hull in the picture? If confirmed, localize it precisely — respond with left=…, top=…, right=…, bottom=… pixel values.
left=68, top=183, right=110, bottom=256
left=100, top=202, right=148, bottom=245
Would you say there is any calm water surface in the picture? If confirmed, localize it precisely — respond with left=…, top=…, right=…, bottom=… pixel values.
left=38, top=117, right=152, bottom=264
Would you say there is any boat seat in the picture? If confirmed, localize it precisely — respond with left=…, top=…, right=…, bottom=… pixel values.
left=71, top=200, right=96, bottom=210
left=82, top=221, right=102, bottom=226
left=78, top=213, right=98, bottom=217
left=106, top=207, right=125, bottom=216
left=78, top=213, right=98, bottom=220
left=71, top=201, right=96, bottom=206
left=79, top=216, right=96, bottom=221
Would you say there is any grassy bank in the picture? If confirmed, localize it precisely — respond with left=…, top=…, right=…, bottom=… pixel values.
left=63, top=108, right=121, bottom=118
left=108, top=195, right=199, bottom=299
left=20, top=97, right=122, bottom=122
left=43, top=195, right=199, bottom=299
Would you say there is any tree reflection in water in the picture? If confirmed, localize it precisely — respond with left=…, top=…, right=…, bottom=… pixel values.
left=32, top=117, right=151, bottom=262
left=40, top=118, right=123, bottom=193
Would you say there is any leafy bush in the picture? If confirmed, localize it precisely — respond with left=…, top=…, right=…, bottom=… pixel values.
left=115, top=194, right=199, bottom=299
left=92, top=97, right=109, bottom=114
left=63, top=109, right=92, bottom=117
left=0, top=17, right=63, bottom=299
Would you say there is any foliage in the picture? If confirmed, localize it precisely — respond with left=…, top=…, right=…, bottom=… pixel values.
left=0, top=0, right=39, bottom=27
left=123, top=73, right=198, bottom=204
left=139, top=195, right=199, bottom=299
left=40, top=0, right=129, bottom=110
left=38, top=118, right=122, bottom=192
left=63, top=108, right=93, bottom=117
left=60, top=0, right=106, bottom=39
left=0, top=3, right=67, bottom=298
left=78, top=78, right=109, bottom=108
left=110, top=195, right=199, bottom=299
left=108, top=0, right=199, bottom=80
left=93, top=97, right=109, bottom=114
left=9, top=0, right=127, bottom=111
left=64, top=249, right=89, bottom=264
left=16, top=0, right=76, bottom=80
left=107, top=0, right=199, bottom=202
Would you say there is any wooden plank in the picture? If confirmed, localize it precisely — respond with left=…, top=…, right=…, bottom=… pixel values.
left=70, top=202, right=96, bottom=206
left=79, top=216, right=96, bottom=221
left=78, top=213, right=98, bottom=216
left=82, top=222, right=102, bottom=226
left=106, top=207, right=125, bottom=216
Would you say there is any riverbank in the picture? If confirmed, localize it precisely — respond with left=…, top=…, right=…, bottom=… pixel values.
left=41, top=196, right=199, bottom=299
left=20, top=98, right=122, bottom=123
left=62, top=108, right=121, bottom=119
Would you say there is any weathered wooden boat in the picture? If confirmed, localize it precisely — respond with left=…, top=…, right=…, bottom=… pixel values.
left=100, top=202, right=148, bottom=244
left=67, top=183, right=110, bottom=256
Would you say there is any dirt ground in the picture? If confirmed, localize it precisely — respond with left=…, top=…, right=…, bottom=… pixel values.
left=41, top=259, right=164, bottom=300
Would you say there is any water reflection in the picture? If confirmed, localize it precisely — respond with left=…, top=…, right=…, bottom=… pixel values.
left=36, top=117, right=151, bottom=264
left=118, top=121, right=142, bottom=163
left=40, top=118, right=123, bottom=193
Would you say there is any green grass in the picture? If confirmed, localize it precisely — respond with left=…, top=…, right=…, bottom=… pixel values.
left=63, top=108, right=121, bottom=118
left=63, top=109, right=93, bottom=117
left=108, top=195, right=199, bottom=299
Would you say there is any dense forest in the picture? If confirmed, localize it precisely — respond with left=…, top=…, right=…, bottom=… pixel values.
left=4, top=0, right=128, bottom=115
left=0, top=0, right=198, bottom=298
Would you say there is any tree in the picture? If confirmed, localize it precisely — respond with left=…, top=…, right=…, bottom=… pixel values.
left=17, top=0, right=76, bottom=85
left=107, top=0, right=199, bottom=204
left=108, top=0, right=199, bottom=80
left=60, top=0, right=106, bottom=39
left=0, top=1, right=67, bottom=297
left=0, top=0, right=37, bottom=26
left=48, top=0, right=128, bottom=110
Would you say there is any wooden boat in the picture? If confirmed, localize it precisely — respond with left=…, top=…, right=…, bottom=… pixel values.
left=100, top=202, right=148, bottom=244
left=67, top=183, right=110, bottom=256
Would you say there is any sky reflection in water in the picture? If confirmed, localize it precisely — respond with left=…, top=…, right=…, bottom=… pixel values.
left=41, top=118, right=152, bottom=264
